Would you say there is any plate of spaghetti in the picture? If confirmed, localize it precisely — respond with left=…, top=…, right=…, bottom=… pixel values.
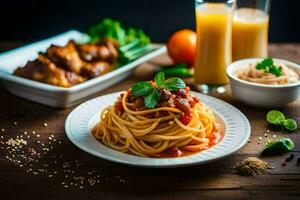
left=65, top=72, right=250, bottom=167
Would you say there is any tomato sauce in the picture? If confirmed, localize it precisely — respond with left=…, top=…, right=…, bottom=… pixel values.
left=153, top=119, right=224, bottom=158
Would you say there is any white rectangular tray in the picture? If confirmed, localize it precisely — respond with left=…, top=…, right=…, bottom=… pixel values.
left=0, top=30, right=166, bottom=108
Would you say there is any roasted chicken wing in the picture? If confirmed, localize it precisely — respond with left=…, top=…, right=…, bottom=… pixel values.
left=14, top=55, right=85, bottom=87
left=76, top=38, right=119, bottom=62
left=46, top=41, right=83, bottom=74
left=13, top=38, right=119, bottom=87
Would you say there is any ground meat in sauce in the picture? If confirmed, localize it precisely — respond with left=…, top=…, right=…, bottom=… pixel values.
left=118, top=87, right=199, bottom=115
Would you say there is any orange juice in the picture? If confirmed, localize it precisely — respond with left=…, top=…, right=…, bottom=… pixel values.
left=194, top=3, right=232, bottom=85
left=232, top=8, right=269, bottom=61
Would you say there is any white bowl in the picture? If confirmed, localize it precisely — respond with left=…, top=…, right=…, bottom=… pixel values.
left=226, top=58, right=300, bottom=108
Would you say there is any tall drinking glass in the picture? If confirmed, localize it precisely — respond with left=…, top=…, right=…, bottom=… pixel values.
left=194, top=0, right=234, bottom=87
left=232, top=0, right=270, bottom=61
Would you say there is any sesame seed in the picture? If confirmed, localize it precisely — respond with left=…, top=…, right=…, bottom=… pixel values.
left=266, top=130, right=270, bottom=133
left=13, top=122, right=18, bottom=125
left=272, top=135, right=277, bottom=138
left=258, top=137, right=262, bottom=141
left=1, top=128, right=5, bottom=132
left=36, top=134, right=40, bottom=138
left=264, top=134, right=268, bottom=137
left=43, top=123, right=48, bottom=127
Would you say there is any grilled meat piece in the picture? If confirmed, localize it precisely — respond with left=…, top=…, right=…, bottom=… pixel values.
left=14, top=55, right=85, bottom=87
left=80, top=61, right=112, bottom=78
left=76, top=38, right=119, bottom=62
left=13, top=38, right=119, bottom=87
left=46, top=41, right=83, bottom=74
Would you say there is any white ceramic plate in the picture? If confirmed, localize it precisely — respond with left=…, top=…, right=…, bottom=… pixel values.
left=65, top=91, right=251, bottom=168
left=0, top=30, right=166, bottom=108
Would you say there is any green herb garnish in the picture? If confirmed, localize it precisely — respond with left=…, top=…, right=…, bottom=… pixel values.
left=144, top=89, right=160, bottom=109
left=256, top=58, right=282, bottom=77
left=262, top=138, right=295, bottom=155
left=131, top=72, right=186, bottom=108
left=267, top=110, right=285, bottom=126
left=87, top=18, right=152, bottom=66
left=266, top=110, right=298, bottom=131
left=283, top=119, right=298, bottom=131
left=159, top=63, right=193, bottom=78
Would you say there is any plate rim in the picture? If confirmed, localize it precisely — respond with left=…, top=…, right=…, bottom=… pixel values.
left=65, top=91, right=251, bottom=168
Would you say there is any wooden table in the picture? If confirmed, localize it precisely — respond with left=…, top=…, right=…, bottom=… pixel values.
left=0, top=43, right=300, bottom=200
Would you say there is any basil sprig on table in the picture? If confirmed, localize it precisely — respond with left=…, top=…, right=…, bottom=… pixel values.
left=266, top=110, right=298, bottom=131
left=131, top=72, right=186, bottom=108
left=256, top=58, right=282, bottom=77
left=262, top=138, right=295, bottom=155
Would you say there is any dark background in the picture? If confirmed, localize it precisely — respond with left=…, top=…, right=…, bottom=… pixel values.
left=0, top=0, right=299, bottom=43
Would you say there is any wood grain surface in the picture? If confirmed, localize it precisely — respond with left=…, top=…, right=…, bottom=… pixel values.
left=0, top=43, right=300, bottom=200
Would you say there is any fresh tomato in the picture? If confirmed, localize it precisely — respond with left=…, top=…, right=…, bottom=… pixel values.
left=208, top=132, right=222, bottom=146
left=167, top=29, right=197, bottom=66
left=180, top=113, right=192, bottom=125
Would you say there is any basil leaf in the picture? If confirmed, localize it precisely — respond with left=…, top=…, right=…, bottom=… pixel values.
left=262, top=138, right=295, bottom=155
left=164, top=77, right=186, bottom=91
left=132, top=81, right=153, bottom=96
left=266, top=110, right=285, bottom=126
left=284, top=119, right=298, bottom=131
left=144, top=89, right=160, bottom=108
left=154, top=72, right=165, bottom=88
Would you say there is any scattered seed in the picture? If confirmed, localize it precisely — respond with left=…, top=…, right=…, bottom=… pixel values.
left=43, top=123, right=48, bottom=127
left=272, top=135, right=277, bottom=138
left=264, top=134, right=268, bottom=137
left=13, top=122, right=18, bottom=125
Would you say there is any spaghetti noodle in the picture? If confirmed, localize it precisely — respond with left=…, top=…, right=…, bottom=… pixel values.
left=92, top=86, right=222, bottom=158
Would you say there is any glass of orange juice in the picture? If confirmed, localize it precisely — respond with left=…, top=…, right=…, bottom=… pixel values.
left=232, top=0, right=270, bottom=61
left=194, top=0, right=235, bottom=87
